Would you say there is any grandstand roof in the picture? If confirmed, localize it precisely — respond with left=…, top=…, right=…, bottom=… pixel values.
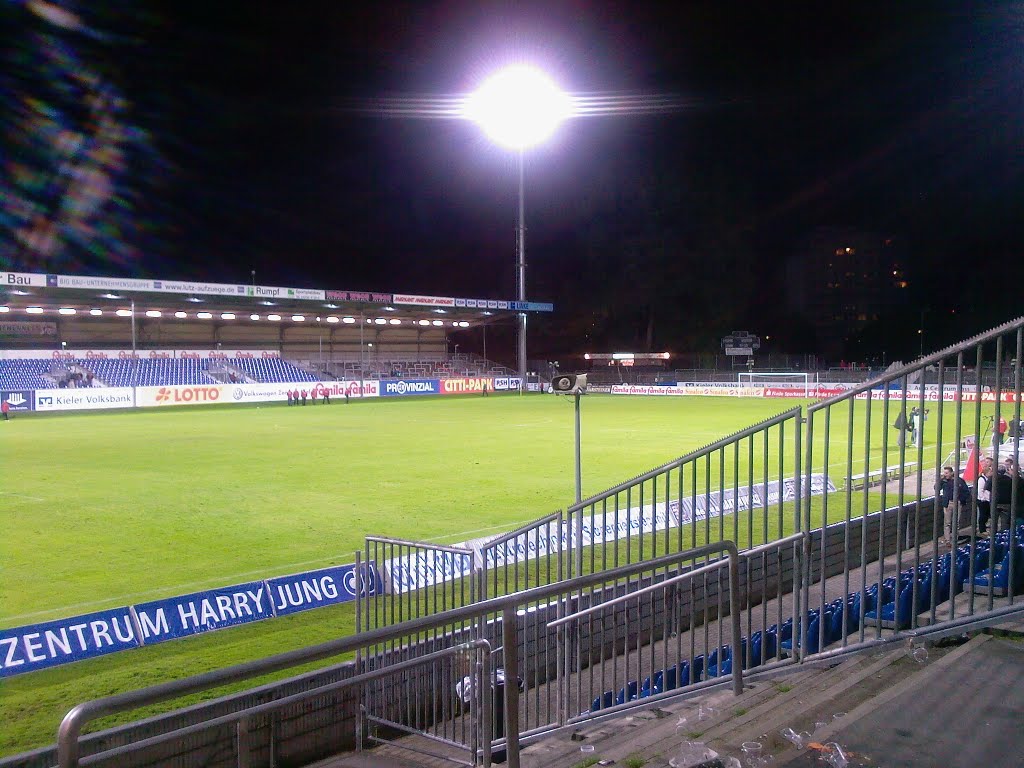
left=2, top=270, right=553, bottom=329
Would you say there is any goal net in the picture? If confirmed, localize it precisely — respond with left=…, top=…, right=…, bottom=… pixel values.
left=737, top=372, right=814, bottom=397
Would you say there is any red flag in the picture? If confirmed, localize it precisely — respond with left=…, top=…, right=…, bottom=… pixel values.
left=962, top=447, right=980, bottom=483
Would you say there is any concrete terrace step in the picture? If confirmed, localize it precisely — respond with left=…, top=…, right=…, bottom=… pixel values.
left=517, top=638, right=968, bottom=768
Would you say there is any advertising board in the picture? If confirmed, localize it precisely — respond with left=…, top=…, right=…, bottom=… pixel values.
left=0, top=390, right=33, bottom=412
left=0, top=607, right=139, bottom=678
left=380, top=379, right=441, bottom=397
left=35, top=388, right=133, bottom=411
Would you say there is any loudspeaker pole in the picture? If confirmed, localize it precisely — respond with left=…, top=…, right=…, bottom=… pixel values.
left=574, top=392, right=582, bottom=504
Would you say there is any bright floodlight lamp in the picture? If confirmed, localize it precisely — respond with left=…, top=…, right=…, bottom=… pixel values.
left=466, top=65, right=572, bottom=392
left=464, top=65, right=572, bottom=149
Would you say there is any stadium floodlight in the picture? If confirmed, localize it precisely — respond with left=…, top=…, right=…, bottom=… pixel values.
left=326, top=316, right=339, bottom=323
left=146, top=310, right=161, bottom=318
left=26, top=306, right=44, bottom=314
left=267, top=314, right=282, bottom=321
left=58, top=307, right=76, bottom=315
left=196, top=311, right=213, bottom=319
left=389, top=318, right=401, bottom=325
left=464, top=65, right=572, bottom=150
left=221, top=313, right=235, bottom=320
left=432, top=319, right=444, bottom=326
left=342, top=317, right=355, bottom=324
left=0, top=306, right=9, bottom=313
left=374, top=318, right=387, bottom=325
left=466, top=65, right=572, bottom=392
left=249, top=313, right=260, bottom=320
left=175, top=311, right=187, bottom=319
left=89, top=308, right=102, bottom=315
left=418, top=319, right=430, bottom=326
left=291, top=315, right=305, bottom=322
left=115, top=309, right=132, bottom=317
left=459, top=321, right=469, bottom=328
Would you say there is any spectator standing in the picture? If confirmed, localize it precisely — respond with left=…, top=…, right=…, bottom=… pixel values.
left=287, top=390, right=293, bottom=406
left=1, top=399, right=9, bottom=421
left=893, top=409, right=908, bottom=448
left=323, top=389, right=331, bottom=404
left=937, top=466, right=971, bottom=545
left=300, top=389, right=308, bottom=405
left=977, top=457, right=994, bottom=534
left=997, top=416, right=1008, bottom=444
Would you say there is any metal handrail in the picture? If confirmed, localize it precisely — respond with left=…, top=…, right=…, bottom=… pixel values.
left=810, top=314, right=1024, bottom=410
left=75, top=640, right=492, bottom=768
left=568, top=407, right=802, bottom=512
left=547, top=533, right=807, bottom=696
left=57, top=541, right=739, bottom=768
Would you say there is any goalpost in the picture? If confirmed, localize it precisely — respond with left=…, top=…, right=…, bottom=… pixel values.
left=737, top=371, right=815, bottom=397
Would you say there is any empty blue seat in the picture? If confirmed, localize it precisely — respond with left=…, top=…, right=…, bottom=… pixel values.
left=614, top=680, right=638, bottom=706
left=591, top=691, right=614, bottom=712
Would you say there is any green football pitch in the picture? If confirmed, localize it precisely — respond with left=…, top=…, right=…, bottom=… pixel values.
left=0, top=393, right=982, bottom=755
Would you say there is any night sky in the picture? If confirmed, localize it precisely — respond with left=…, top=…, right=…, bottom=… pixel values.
left=3, top=1, right=1024, bottom=360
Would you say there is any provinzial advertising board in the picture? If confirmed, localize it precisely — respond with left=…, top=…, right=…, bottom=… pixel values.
left=380, top=379, right=441, bottom=397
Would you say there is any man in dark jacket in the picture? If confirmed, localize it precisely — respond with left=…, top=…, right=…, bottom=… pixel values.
left=937, top=466, right=971, bottom=545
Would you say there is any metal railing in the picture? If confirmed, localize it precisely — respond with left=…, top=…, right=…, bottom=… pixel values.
left=51, top=316, right=1024, bottom=768
left=799, top=316, right=1024, bottom=662
left=56, top=542, right=747, bottom=768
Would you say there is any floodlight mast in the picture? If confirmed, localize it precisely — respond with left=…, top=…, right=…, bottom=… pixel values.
left=466, top=65, right=572, bottom=392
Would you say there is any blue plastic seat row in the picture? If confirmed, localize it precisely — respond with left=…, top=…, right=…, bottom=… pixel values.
left=590, top=526, right=1024, bottom=714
